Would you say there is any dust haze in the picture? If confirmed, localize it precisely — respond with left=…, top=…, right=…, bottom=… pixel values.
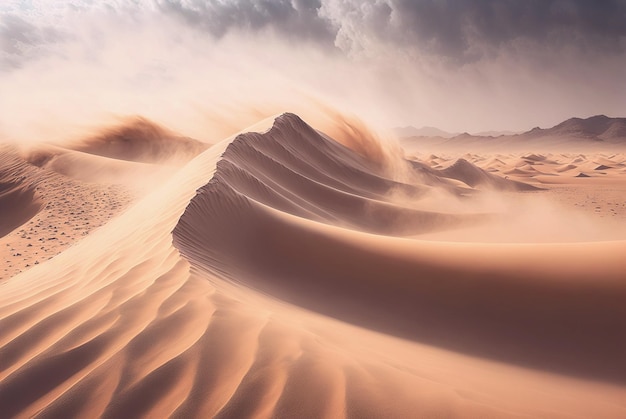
left=0, top=12, right=396, bottom=146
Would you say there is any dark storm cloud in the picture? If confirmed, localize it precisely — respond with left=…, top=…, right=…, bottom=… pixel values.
left=157, top=0, right=335, bottom=43
left=157, top=0, right=626, bottom=61
left=0, top=14, right=65, bottom=71
left=388, top=0, right=626, bottom=59
left=2, top=0, right=624, bottom=70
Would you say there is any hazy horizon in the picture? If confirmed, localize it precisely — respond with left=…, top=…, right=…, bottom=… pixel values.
left=2, top=1, right=625, bottom=141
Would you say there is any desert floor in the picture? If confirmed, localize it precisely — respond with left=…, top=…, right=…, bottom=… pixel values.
left=1, top=115, right=625, bottom=418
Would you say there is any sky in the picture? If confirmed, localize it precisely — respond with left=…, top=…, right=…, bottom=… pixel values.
left=1, top=0, right=625, bottom=142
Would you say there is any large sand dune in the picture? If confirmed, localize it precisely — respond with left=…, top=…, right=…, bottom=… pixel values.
left=1, top=114, right=625, bottom=418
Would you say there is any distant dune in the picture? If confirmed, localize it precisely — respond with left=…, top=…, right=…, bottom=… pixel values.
left=69, top=116, right=209, bottom=164
left=433, top=158, right=540, bottom=191
left=1, top=113, right=625, bottom=418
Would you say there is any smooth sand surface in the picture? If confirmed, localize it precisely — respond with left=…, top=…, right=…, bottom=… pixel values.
left=1, top=114, right=625, bottom=418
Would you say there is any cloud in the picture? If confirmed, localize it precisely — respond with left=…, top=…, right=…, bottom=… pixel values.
left=0, top=14, right=66, bottom=70
left=0, top=0, right=625, bottom=135
left=149, top=0, right=626, bottom=63
left=156, top=0, right=335, bottom=44
left=4, top=1, right=626, bottom=67
left=319, top=0, right=626, bottom=62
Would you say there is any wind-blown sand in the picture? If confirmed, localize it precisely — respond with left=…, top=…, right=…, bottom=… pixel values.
left=1, top=114, right=625, bottom=418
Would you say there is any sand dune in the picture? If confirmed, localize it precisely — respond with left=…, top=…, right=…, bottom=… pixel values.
left=1, top=114, right=626, bottom=418
left=69, top=116, right=209, bottom=165
left=436, top=158, right=539, bottom=191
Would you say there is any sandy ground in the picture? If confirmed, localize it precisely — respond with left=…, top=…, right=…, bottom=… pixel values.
left=1, top=114, right=625, bottom=418
left=409, top=151, right=626, bottom=239
left=0, top=146, right=135, bottom=281
left=0, top=185, right=133, bottom=281
left=542, top=183, right=626, bottom=219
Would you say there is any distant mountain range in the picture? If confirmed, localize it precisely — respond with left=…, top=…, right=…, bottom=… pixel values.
left=398, top=115, right=626, bottom=152
left=525, top=115, right=626, bottom=141
left=394, top=126, right=518, bottom=138
left=394, top=126, right=459, bottom=138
